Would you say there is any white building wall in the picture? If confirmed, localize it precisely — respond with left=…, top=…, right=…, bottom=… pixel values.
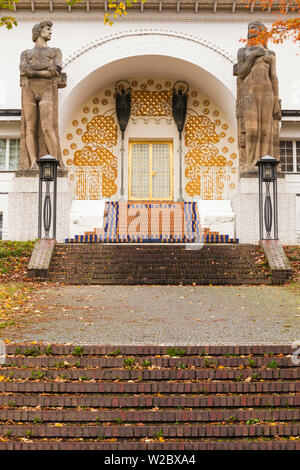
left=0, top=14, right=299, bottom=110
left=0, top=10, right=299, bottom=242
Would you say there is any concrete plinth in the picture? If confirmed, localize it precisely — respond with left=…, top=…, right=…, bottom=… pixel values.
left=7, top=175, right=72, bottom=242
left=231, top=177, right=296, bottom=245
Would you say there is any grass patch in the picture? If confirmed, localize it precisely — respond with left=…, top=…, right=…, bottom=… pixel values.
left=0, top=241, right=35, bottom=281
left=0, top=241, right=41, bottom=334
left=0, top=282, right=39, bottom=332
left=166, top=347, right=186, bottom=357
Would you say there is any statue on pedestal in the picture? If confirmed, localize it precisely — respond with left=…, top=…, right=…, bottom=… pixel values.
left=233, top=21, right=281, bottom=175
left=18, top=21, right=67, bottom=170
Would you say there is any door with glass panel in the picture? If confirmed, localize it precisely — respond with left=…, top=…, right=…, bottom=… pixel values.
left=128, top=141, right=173, bottom=200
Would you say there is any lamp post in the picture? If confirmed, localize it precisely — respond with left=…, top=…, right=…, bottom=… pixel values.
left=115, top=80, right=131, bottom=201
left=255, top=155, right=280, bottom=240
left=172, top=81, right=188, bottom=202
left=37, top=155, right=59, bottom=239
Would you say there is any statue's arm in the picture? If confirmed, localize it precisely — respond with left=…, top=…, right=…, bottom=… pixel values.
left=269, top=53, right=281, bottom=119
left=53, top=48, right=63, bottom=73
left=235, top=47, right=263, bottom=80
left=20, top=51, right=30, bottom=76
left=20, top=51, right=51, bottom=79
left=20, top=49, right=59, bottom=79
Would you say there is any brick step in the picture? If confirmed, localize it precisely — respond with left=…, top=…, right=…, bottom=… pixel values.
left=0, top=423, right=299, bottom=439
left=56, top=245, right=259, bottom=251
left=51, top=266, right=267, bottom=279
left=0, top=440, right=298, bottom=451
left=53, top=262, right=261, bottom=268
left=48, top=244, right=270, bottom=286
left=1, top=393, right=298, bottom=409
left=50, top=263, right=263, bottom=270
left=3, top=355, right=294, bottom=368
left=1, top=368, right=298, bottom=381
left=1, top=408, right=299, bottom=423
left=50, top=253, right=262, bottom=260
left=1, top=344, right=298, bottom=449
left=49, top=275, right=268, bottom=281
left=50, top=276, right=272, bottom=286
left=1, top=381, right=299, bottom=394
left=7, top=344, right=293, bottom=356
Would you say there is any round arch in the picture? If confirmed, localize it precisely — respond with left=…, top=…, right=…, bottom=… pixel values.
left=60, top=29, right=237, bottom=132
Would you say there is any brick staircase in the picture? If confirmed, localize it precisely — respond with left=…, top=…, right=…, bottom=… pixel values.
left=48, top=244, right=270, bottom=285
left=0, top=344, right=299, bottom=450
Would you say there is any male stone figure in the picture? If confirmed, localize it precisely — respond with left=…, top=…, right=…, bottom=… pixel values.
left=233, top=21, right=281, bottom=175
left=18, top=21, right=66, bottom=170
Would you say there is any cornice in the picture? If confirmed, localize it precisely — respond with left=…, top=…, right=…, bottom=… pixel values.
left=6, top=8, right=298, bottom=23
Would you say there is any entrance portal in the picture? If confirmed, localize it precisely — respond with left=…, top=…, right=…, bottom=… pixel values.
left=128, top=141, right=173, bottom=201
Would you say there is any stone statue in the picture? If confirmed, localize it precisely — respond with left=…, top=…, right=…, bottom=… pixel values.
left=18, top=21, right=67, bottom=170
left=233, top=21, right=281, bottom=175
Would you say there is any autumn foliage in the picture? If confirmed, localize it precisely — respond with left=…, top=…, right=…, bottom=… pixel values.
left=241, top=0, right=300, bottom=45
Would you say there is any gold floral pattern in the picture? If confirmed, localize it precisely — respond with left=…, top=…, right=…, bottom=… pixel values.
left=131, top=90, right=172, bottom=117
left=184, top=116, right=227, bottom=197
left=74, top=115, right=118, bottom=198
left=81, top=116, right=117, bottom=149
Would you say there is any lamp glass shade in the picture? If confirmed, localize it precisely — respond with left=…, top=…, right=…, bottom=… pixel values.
left=43, top=164, right=53, bottom=180
left=263, top=164, right=274, bottom=180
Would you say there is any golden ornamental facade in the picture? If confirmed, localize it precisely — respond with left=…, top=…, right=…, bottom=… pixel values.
left=62, top=77, right=238, bottom=201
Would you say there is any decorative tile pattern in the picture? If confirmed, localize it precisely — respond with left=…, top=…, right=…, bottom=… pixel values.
left=62, top=77, right=239, bottom=201
left=72, top=115, right=118, bottom=199
left=131, top=90, right=172, bottom=117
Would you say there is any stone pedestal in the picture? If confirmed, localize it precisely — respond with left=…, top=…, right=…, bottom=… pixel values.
left=7, top=174, right=72, bottom=242
left=231, top=176, right=296, bottom=245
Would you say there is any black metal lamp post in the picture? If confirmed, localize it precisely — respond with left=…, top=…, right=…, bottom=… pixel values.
left=115, top=80, right=131, bottom=201
left=255, top=155, right=280, bottom=240
left=172, top=81, right=189, bottom=202
left=37, top=155, right=59, bottom=239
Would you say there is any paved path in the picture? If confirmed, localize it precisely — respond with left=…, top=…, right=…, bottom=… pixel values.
left=2, top=285, right=300, bottom=345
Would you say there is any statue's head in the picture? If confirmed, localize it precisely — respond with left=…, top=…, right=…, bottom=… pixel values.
left=247, top=21, right=267, bottom=44
left=32, top=21, right=53, bottom=43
